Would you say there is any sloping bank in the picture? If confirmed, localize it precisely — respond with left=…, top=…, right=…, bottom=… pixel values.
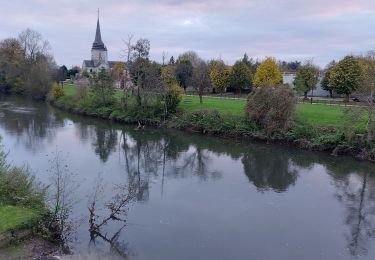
left=0, top=144, right=60, bottom=257
left=51, top=95, right=375, bottom=162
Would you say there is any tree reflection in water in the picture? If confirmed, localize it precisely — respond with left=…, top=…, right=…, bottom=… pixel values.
left=329, top=163, right=375, bottom=257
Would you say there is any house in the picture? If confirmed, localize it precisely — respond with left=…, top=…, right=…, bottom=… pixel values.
left=282, top=72, right=332, bottom=97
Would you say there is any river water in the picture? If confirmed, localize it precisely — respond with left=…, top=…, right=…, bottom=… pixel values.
left=0, top=94, right=375, bottom=260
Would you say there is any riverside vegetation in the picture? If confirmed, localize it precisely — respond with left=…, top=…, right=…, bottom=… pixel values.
left=1, top=29, right=375, bottom=161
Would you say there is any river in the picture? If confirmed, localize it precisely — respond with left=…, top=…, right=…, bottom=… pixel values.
left=0, top=94, right=375, bottom=260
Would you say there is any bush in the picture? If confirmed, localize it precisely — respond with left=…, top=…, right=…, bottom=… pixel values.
left=166, top=83, right=183, bottom=114
left=47, top=83, right=64, bottom=101
left=246, top=85, right=296, bottom=134
left=75, top=81, right=88, bottom=100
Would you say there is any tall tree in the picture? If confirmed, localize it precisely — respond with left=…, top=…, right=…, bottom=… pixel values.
left=90, top=69, right=115, bottom=106
left=175, top=60, right=193, bottom=93
left=294, top=61, right=319, bottom=99
left=328, top=56, right=364, bottom=102
left=192, top=61, right=211, bottom=104
left=209, top=59, right=231, bottom=93
left=230, top=60, right=252, bottom=93
left=253, top=57, right=282, bottom=87
left=321, top=61, right=336, bottom=98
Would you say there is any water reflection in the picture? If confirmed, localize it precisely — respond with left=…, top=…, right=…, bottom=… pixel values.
left=2, top=94, right=375, bottom=259
left=0, top=95, right=64, bottom=152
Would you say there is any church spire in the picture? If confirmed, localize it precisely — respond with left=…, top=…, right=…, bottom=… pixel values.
left=92, top=9, right=107, bottom=51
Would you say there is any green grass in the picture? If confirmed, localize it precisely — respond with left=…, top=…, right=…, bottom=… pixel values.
left=62, top=85, right=366, bottom=129
left=0, top=206, right=41, bottom=233
left=179, top=95, right=247, bottom=115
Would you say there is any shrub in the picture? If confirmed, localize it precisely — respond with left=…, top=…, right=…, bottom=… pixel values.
left=165, top=83, right=183, bottom=114
left=246, top=85, right=297, bottom=134
left=75, top=81, right=88, bottom=100
left=47, top=83, right=64, bottom=101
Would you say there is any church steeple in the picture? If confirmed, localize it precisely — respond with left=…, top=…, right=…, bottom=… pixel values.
left=92, top=9, right=107, bottom=51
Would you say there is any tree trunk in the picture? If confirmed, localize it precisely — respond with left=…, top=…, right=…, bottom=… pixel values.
left=345, top=93, right=350, bottom=102
left=304, top=92, right=308, bottom=99
left=199, top=94, right=203, bottom=104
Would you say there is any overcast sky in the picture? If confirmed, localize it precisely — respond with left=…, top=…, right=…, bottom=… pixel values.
left=1, top=0, right=375, bottom=68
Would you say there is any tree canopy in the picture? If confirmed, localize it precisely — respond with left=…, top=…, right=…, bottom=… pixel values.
left=294, top=62, right=319, bottom=98
left=328, top=56, right=364, bottom=101
left=253, top=57, right=282, bottom=87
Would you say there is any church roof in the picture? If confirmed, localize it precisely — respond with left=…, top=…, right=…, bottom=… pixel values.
left=92, top=17, right=107, bottom=51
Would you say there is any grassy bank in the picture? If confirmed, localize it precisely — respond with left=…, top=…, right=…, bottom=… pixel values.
left=55, top=84, right=374, bottom=161
left=0, top=206, right=41, bottom=233
left=0, top=146, right=48, bottom=248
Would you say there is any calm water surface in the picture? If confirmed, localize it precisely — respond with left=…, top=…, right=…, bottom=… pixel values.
left=0, top=94, right=375, bottom=260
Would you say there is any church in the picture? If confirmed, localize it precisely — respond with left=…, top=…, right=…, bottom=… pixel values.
left=82, top=14, right=121, bottom=73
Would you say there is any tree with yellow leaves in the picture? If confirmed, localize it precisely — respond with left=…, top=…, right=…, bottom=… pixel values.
left=253, top=57, right=282, bottom=87
left=209, top=59, right=231, bottom=93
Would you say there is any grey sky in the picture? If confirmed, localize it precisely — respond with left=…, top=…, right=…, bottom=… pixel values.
left=1, top=0, right=375, bottom=68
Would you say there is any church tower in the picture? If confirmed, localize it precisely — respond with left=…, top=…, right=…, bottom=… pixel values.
left=91, top=11, right=108, bottom=67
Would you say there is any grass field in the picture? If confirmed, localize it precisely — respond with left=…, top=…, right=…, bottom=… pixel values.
left=0, top=206, right=40, bottom=233
left=62, top=84, right=364, bottom=128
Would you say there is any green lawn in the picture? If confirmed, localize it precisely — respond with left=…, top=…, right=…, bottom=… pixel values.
left=0, top=206, right=41, bottom=233
left=62, top=84, right=365, bottom=129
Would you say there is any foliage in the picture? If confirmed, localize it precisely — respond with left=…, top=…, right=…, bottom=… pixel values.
left=328, top=56, right=364, bottom=101
left=165, top=82, right=183, bottom=113
left=230, top=60, right=252, bottom=92
left=177, top=51, right=202, bottom=67
left=175, top=59, right=193, bottom=92
left=90, top=69, right=115, bottom=107
left=47, top=83, right=64, bottom=101
left=161, top=65, right=177, bottom=86
left=0, top=29, right=54, bottom=99
left=246, top=85, right=297, bottom=134
left=294, top=62, right=319, bottom=98
left=74, top=81, right=89, bottom=100
left=321, top=61, right=336, bottom=98
left=253, top=57, right=282, bottom=87
left=112, top=62, right=126, bottom=79
left=0, top=163, right=46, bottom=208
left=209, top=59, right=231, bottom=93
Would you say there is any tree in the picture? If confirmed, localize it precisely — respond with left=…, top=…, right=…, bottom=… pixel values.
left=161, top=65, right=177, bottom=86
left=129, top=38, right=152, bottom=106
left=355, top=54, right=375, bottom=144
left=192, top=61, right=210, bottom=104
left=122, top=34, right=134, bottom=63
left=328, top=56, right=364, bottom=102
left=175, top=60, right=193, bottom=93
left=67, top=66, right=80, bottom=79
left=209, top=59, right=231, bottom=93
left=230, top=60, right=252, bottom=93
left=294, top=62, right=319, bottom=99
left=177, top=51, right=202, bottom=67
left=253, top=57, right=282, bottom=87
left=242, top=53, right=259, bottom=74
left=112, top=62, right=126, bottom=88
left=321, top=61, right=336, bottom=98
left=90, top=69, right=115, bottom=106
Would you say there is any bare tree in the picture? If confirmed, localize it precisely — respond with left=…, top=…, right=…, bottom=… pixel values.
left=192, top=61, right=211, bottom=104
left=18, top=28, right=50, bottom=61
left=121, top=34, right=134, bottom=63
left=162, top=51, right=168, bottom=66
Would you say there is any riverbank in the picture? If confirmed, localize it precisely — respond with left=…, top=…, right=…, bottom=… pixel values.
left=0, top=144, right=60, bottom=257
left=48, top=85, right=375, bottom=162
